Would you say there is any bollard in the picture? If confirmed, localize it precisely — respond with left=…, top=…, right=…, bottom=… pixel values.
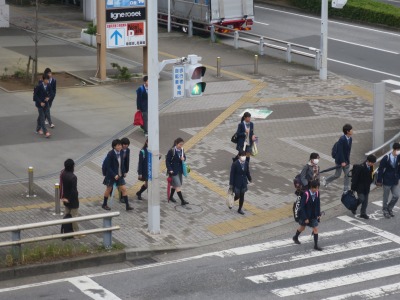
left=54, top=183, right=61, bottom=215
left=210, top=25, right=216, bottom=43
left=315, top=50, right=321, bottom=70
left=254, top=55, right=259, bottom=75
left=11, top=230, right=21, bottom=261
left=259, top=37, right=264, bottom=56
left=286, top=43, right=292, bottom=63
left=216, top=57, right=222, bottom=78
left=103, top=217, right=112, bottom=249
left=188, top=19, right=193, bottom=37
left=234, top=31, right=239, bottom=49
left=26, top=166, right=36, bottom=198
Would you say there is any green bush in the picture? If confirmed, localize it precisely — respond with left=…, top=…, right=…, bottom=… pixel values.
left=84, top=22, right=97, bottom=35
left=289, top=0, right=400, bottom=28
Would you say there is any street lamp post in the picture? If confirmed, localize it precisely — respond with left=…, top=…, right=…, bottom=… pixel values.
left=319, top=0, right=328, bottom=81
left=147, top=0, right=161, bottom=234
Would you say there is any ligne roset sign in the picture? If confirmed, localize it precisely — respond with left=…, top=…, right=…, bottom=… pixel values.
left=106, top=7, right=146, bottom=23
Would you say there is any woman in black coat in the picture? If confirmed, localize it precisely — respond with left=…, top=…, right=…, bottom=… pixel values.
left=229, top=151, right=252, bottom=215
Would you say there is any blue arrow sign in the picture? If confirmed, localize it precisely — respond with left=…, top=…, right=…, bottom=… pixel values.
left=110, top=30, right=123, bottom=45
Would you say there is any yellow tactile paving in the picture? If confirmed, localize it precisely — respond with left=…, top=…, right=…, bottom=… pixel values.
left=343, top=85, right=373, bottom=103
left=258, top=94, right=357, bottom=103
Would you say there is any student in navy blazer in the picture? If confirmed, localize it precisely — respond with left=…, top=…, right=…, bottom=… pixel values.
left=293, top=180, right=323, bottom=251
left=234, top=112, right=256, bottom=164
left=102, top=139, right=133, bottom=211
left=323, top=124, right=353, bottom=192
left=376, top=142, right=400, bottom=218
left=119, top=137, right=130, bottom=203
left=229, top=151, right=252, bottom=215
left=166, top=137, right=189, bottom=205
left=44, top=68, right=56, bottom=108
left=136, top=139, right=149, bottom=200
left=34, top=74, right=52, bottom=137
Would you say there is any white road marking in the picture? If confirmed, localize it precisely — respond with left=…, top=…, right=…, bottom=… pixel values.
left=254, top=6, right=400, bottom=37
left=254, top=21, right=269, bottom=26
left=322, top=282, right=400, bottom=300
left=372, top=201, right=400, bottom=211
left=242, top=236, right=390, bottom=270
left=0, top=228, right=361, bottom=293
left=246, top=247, right=400, bottom=283
left=68, top=276, right=121, bottom=300
left=272, top=264, right=400, bottom=297
left=328, top=58, right=400, bottom=79
left=329, top=38, right=399, bottom=54
left=338, top=215, right=400, bottom=244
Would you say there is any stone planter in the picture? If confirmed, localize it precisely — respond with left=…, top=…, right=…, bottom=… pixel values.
left=80, top=29, right=97, bottom=47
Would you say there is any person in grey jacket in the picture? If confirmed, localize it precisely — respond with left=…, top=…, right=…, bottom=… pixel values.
left=300, top=153, right=321, bottom=190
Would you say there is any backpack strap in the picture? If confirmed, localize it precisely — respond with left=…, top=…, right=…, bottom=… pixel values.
left=304, top=191, right=309, bottom=204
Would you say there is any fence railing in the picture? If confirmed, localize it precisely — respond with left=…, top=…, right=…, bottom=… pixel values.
left=158, top=13, right=321, bottom=70
left=0, top=212, right=120, bottom=259
left=365, top=131, right=400, bottom=163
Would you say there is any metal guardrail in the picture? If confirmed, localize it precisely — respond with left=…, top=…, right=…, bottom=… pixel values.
left=158, top=13, right=321, bottom=70
left=0, top=212, right=120, bottom=259
left=365, top=131, right=400, bottom=163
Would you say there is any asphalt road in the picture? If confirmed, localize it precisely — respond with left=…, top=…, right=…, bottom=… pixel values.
left=249, top=4, right=400, bottom=83
left=1, top=201, right=399, bottom=299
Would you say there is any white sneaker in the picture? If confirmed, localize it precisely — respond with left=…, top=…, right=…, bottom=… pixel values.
left=45, top=120, right=49, bottom=125
left=321, top=176, right=327, bottom=187
left=50, top=123, right=55, bottom=128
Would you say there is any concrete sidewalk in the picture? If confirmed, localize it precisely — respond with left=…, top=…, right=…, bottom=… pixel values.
left=0, top=3, right=399, bottom=277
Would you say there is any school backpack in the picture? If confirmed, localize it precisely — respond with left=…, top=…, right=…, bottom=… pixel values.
left=331, top=140, right=339, bottom=159
left=61, top=213, right=74, bottom=240
left=101, top=153, right=109, bottom=176
left=32, top=85, right=39, bottom=101
left=293, top=190, right=318, bottom=222
left=293, top=165, right=310, bottom=191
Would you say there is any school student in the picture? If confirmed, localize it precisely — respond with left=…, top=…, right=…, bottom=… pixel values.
left=351, top=154, right=377, bottom=219
left=43, top=67, right=56, bottom=127
left=234, top=112, right=257, bottom=163
left=102, top=139, right=133, bottom=211
left=229, top=151, right=252, bottom=215
left=376, top=142, right=400, bottom=219
left=322, top=124, right=353, bottom=191
left=136, top=139, right=148, bottom=200
left=34, top=73, right=52, bottom=138
left=166, top=138, right=189, bottom=206
left=300, top=153, right=321, bottom=190
left=136, top=76, right=148, bottom=136
left=293, top=180, right=323, bottom=251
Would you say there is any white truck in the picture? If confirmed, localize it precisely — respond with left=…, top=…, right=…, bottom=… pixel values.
left=158, top=0, right=254, bottom=32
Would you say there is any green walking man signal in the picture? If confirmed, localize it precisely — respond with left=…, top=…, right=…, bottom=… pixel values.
left=185, top=54, right=206, bottom=97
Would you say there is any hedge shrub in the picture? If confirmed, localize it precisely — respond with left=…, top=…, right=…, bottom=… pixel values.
left=289, top=0, right=400, bottom=28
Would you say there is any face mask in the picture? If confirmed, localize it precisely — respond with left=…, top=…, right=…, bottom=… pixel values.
left=239, top=156, right=246, bottom=162
left=312, top=159, right=319, bottom=164
left=396, top=150, right=400, bottom=156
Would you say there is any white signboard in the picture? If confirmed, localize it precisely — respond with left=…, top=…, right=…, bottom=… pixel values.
left=173, top=65, right=185, bottom=98
left=106, top=22, right=146, bottom=49
left=106, top=0, right=145, bottom=9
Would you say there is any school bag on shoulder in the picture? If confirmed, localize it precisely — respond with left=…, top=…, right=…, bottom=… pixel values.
left=101, top=153, right=110, bottom=176
left=331, top=140, right=339, bottom=159
left=231, top=132, right=238, bottom=144
left=293, top=190, right=317, bottom=222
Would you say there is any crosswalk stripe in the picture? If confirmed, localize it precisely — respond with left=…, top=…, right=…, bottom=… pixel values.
left=338, top=215, right=400, bottom=244
left=68, top=276, right=121, bottom=300
left=243, top=236, right=390, bottom=270
left=271, top=264, right=400, bottom=297
left=321, top=282, right=400, bottom=300
left=203, top=227, right=362, bottom=258
left=246, top=247, right=400, bottom=283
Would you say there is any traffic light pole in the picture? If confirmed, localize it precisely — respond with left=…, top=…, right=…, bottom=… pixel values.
left=147, top=0, right=161, bottom=234
left=319, top=0, right=328, bottom=81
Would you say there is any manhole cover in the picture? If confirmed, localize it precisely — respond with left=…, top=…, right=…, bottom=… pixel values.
left=174, top=204, right=203, bottom=214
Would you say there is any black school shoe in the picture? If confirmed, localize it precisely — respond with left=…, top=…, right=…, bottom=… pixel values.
left=359, top=214, right=369, bottom=220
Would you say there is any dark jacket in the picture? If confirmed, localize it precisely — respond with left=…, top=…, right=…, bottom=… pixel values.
left=60, top=171, right=79, bottom=209
left=166, top=147, right=186, bottom=176
left=335, top=135, right=352, bottom=165
left=236, top=121, right=254, bottom=152
left=351, top=163, right=374, bottom=195
left=137, top=148, right=149, bottom=180
left=48, top=77, right=56, bottom=101
left=136, top=84, right=148, bottom=112
left=299, top=190, right=320, bottom=221
left=229, top=160, right=252, bottom=191
left=377, top=153, right=400, bottom=186
left=122, top=148, right=130, bottom=174
left=104, top=150, right=126, bottom=182
left=34, top=82, right=51, bottom=109
left=300, top=163, right=320, bottom=188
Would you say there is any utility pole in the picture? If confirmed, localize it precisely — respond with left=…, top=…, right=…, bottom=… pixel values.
left=96, top=0, right=106, bottom=81
left=147, top=0, right=161, bottom=234
left=319, top=0, right=328, bottom=81
left=32, top=0, right=39, bottom=84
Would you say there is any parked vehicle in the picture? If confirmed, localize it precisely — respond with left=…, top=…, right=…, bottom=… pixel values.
left=158, top=0, right=254, bottom=32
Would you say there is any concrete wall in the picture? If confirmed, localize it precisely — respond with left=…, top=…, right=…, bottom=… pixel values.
left=0, top=0, right=10, bottom=28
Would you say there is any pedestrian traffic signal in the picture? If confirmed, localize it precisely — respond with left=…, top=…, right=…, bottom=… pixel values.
left=185, top=63, right=206, bottom=97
